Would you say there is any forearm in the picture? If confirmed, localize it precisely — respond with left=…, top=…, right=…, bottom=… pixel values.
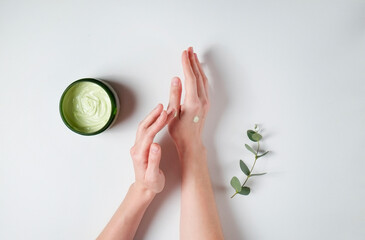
left=179, top=145, right=224, bottom=240
left=97, top=183, right=155, bottom=240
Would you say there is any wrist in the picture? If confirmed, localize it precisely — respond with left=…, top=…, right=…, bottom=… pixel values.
left=130, top=182, right=156, bottom=201
left=175, top=139, right=205, bottom=155
left=179, top=145, right=209, bottom=182
left=178, top=143, right=207, bottom=164
left=180, top=146, right=206, bottom=159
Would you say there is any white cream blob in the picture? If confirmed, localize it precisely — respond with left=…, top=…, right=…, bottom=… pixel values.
left=193, top=116, right=200, bottom=123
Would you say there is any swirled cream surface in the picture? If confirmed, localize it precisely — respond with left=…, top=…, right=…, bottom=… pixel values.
left=63, top=82, right=112, bottom=133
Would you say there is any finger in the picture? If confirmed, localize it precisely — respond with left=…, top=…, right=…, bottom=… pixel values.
left=138, top=110, right=167, bottom=151
left=166, top=108, right=177, bottom=123
left=147, top=110, right=168, bottom=136
left=194, top=53, right=209, bottom=100
left=146, top=143, right=161, bottom=175
left=140, top=103, right=163, bottom=128
left=167, top=76, right=182, bottom=115
left=182, top=49, right=198, bottom=99
left=137, top=108, right=174, bottom=167
left=189, top=48, right=206, bottom=99
left=135, top=110, right=167, bottom=163
left=136, top=104, right=163, bottom=144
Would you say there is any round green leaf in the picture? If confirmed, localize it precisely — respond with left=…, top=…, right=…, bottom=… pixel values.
left=238, top=187, right=250, bottom=195
left=230, top=177, right=242, bottom=192
left=252, top=133, right=262, bottom=141
left=240, top=160, right=250, bottom=176
left=247, top=130, right=256, bottom=142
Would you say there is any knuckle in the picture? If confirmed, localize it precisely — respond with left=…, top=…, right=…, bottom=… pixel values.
left=202, top=99, right=210, bottom=109
left=130, top=146, right=136, bottom=156
left=201, top=99, right=208, bottom=106
left=189, top=100, right=201, bottom=111
left=133, top=154, right=144, bottom=163
left=138, top=121, right=145, bottom=130
left=202, top=101, right=210, bottom=113
left=130, top=146, right=143, bottom=162
left=145, top=128, right=155, bottom=137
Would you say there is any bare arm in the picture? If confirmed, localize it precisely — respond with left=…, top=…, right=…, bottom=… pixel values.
left=167, top=47, right=224, bottom=240
left=97, top=183, right=154, bottom=240
left=97, top=104, right=174, bottom=240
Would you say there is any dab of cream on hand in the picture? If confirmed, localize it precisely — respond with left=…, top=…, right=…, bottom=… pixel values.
left=193, top=116, right=199, bottom=123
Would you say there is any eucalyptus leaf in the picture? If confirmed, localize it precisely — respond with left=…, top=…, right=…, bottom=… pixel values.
left=245, top=144, right=256, bottom=155
left=230, top=177, right=242, bottom=192
left=240, top=160, right=250, bottom=176
left=238, top=186, right=250, bottom=195
left=250, top=173, right=267, bottom=177
left=247, top=130, right=256, bottom=142
left=257, top=151, right=269, bottom=158
left=252, top=133, right=262, bottom=141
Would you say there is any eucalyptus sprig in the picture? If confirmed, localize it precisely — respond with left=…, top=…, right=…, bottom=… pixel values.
left=230, top=124, right=269, bottom=198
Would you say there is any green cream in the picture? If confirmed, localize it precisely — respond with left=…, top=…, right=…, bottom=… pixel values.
left=62, top=82, right=112, bottom=133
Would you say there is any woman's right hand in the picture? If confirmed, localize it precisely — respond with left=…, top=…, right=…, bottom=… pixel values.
left=130, top=104, right=174, bottom=194
left=167, top=47, right=210, bottom=153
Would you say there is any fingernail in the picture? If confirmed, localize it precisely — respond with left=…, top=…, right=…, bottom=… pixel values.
left=172, top=78, right=179, bottom=86
left=151, top=144, right=159, bottom=153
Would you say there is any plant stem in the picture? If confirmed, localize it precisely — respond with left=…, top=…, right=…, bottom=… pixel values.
left=231, top=192, right=238, bottom=198
left=231, top=140, right=260, bottom=198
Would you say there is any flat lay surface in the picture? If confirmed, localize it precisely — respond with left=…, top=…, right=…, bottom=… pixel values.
left=1, top=0, right=364, bottom=239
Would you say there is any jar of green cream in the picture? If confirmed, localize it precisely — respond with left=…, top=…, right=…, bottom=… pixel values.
left=59, top=78, right=119, bottom=135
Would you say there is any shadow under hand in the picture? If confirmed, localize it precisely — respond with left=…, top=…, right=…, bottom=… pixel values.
left=203, top=48, right=246, bottom=240
left=102, top=79, right=137, bottom=126
left=134, top=133, right=181, bottom=239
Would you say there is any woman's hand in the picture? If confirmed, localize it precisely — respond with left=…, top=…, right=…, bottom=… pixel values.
left=167, top=48, right=224, bottom=240
left=130, top=104, right=174, bottom=194
left=167, top=47, right=210, bottom=152
left=97, top=104, right=174, bottom=240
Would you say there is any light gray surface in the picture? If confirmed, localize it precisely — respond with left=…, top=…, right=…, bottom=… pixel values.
left=1, top=0, right=364, bottom=239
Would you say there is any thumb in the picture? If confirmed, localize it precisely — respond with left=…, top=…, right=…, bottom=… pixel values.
left=146, top=143, right=161, bottom=176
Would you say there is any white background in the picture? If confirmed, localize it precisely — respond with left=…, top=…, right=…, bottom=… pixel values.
left=1, top=0, right=364, bottom=239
